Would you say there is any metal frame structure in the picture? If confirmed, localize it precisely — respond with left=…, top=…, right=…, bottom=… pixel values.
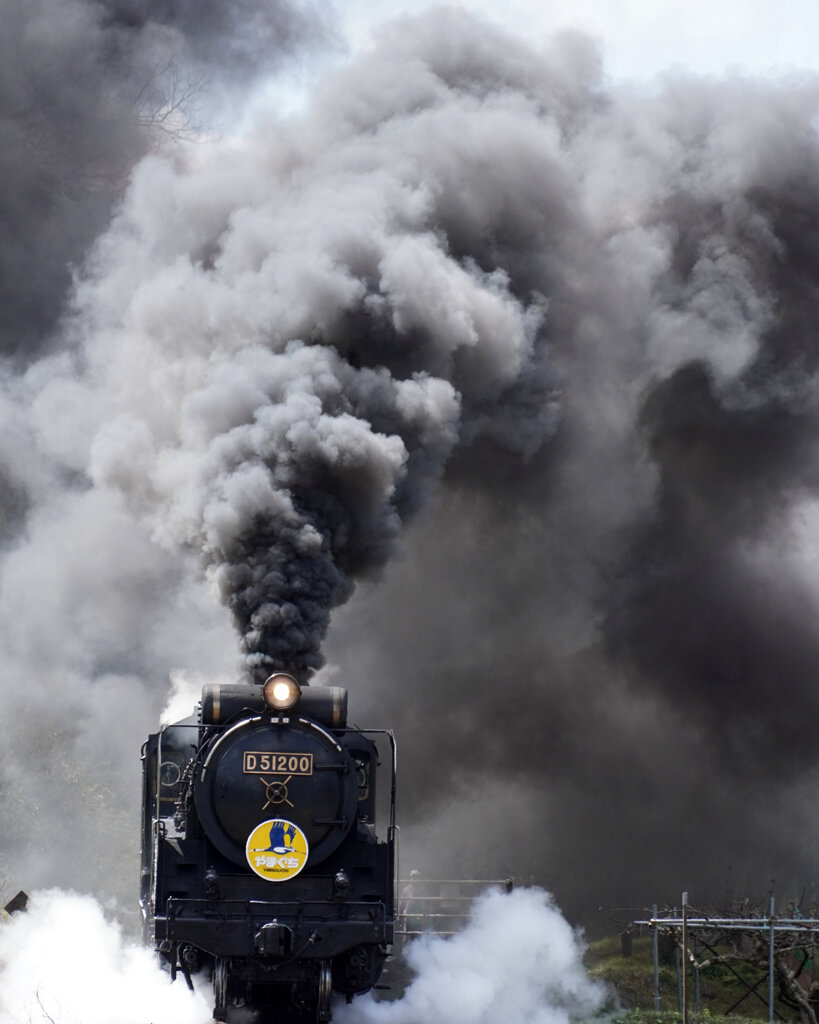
left=395, top=877, right=515, bottom=941
left=634, top=897, right=819, bottom=1023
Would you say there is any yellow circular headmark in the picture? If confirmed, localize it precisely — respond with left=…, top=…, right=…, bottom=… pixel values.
left=245, top=818, right=309, bottom=882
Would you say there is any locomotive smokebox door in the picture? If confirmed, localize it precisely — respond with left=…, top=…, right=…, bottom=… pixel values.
left=194, top=717, right=360, bottom=867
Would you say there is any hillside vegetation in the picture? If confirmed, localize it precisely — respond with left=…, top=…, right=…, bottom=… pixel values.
left=585, top=933, right=807, bottom=1024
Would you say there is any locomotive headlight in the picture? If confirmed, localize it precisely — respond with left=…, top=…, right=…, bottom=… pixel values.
left=263, top=672, right=302, bottom=711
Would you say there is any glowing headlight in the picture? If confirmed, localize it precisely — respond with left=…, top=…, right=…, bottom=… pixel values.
left=263, top=673, right=301, bottom=711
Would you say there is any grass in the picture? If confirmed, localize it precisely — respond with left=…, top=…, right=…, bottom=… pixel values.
left=610, top=1012, right=764, bottom=1024
left=584, top=935, right=784, bottom=1024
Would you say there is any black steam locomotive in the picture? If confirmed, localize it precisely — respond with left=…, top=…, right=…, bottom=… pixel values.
left=140, top=672, right=396, bottom=1023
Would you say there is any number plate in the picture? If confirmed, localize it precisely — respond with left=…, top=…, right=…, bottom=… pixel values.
left=243, top=752, right=314, bottom=775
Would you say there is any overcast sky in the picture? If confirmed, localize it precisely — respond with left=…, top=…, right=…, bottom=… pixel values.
left=339, top=0, right=819, bottom=82
left=250, top=0, right=819, bottom=123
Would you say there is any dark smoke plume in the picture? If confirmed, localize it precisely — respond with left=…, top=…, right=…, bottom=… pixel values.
left=4, top=5, right=819, bottom=926
left=98, top=0, right=336, bottom=85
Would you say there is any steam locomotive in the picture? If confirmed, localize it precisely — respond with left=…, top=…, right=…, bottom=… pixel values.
left=140, top=672, right=396, bottom=1023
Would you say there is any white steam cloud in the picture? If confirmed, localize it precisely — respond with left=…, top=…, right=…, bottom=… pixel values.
left=337, top=889, right=605, bottom=1024
left=0, top=889, right=603, bottom=1024
left=0, top=891, right=211, bottom=1024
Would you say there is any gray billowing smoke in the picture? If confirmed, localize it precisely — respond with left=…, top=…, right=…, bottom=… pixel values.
left=0, top=0, right=333, bottom=362
left=0, top=0, right=335, bottom=894
left=98, top=0, right=336, bottom=86
left=78, top=62, right=552, bottom=680
left=4, top=2, right=819, bottom=928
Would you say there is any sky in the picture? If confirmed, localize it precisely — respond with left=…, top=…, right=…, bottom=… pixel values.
left=4, top=0, right=819, bottom=946
left=250, top=0, right=819, bottom=121
left=340, top=0, right=819, bottom=85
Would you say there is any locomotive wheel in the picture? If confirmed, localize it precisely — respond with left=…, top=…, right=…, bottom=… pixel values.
left=213, top=958, right=245, bottom=1023
left=213, top=958, right=229, bottom=1022
left=253, top=962, right=332, bottom=1024
left=293, top=961, right=332, bottom=1024
left=315, top=960, right=332, bottom=1023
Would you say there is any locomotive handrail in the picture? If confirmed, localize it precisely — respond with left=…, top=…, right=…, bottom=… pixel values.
left=351, top=729, right=396, bottom=830
left=199, top=716, right=260, bottom=778
left=299, top=717, right=344, bottom=752
left=395, top=894, right=494, bottom=903
left=397, top=879, right=515, bottom=887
